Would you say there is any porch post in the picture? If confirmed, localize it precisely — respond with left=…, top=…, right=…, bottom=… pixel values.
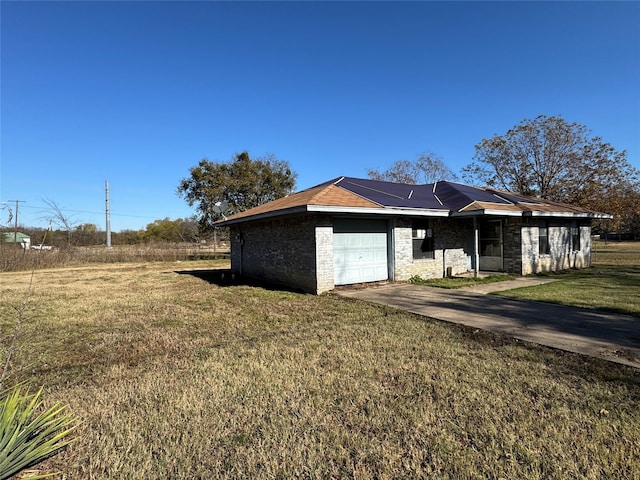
left=473, top=216, right=480, bottom=278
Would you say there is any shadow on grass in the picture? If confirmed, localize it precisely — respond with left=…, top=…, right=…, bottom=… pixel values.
left=174, top=269, right=305, bottom=293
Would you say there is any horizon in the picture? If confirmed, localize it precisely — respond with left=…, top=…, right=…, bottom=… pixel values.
left=2, top=1, right=639, bottom=231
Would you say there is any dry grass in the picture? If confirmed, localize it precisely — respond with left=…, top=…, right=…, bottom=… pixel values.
left=1, top=261, right=639, bottom=479
left=0, top=244, right=229, bottom=272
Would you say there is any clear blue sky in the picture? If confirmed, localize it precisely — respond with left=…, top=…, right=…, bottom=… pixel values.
left=1, top=1, right=639, bottom=231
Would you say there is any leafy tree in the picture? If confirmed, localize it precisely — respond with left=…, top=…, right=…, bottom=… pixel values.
left=368, top=151, right=458, bottom=184
left=143, top=217, right=199, bottom=243
left=462, top=115, right=637, bottom=202
left=177, top=152, right=297, bottom=227
left=74, top=223, right=103, bottom=246
left=112, top=229, right=145, bottom=245
left=462, top=115, right=640, bottom=233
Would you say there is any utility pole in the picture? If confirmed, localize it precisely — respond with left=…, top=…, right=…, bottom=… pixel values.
left=105, top=181, right=112, bottom=248
left=7, top=200, right=25, bottom=244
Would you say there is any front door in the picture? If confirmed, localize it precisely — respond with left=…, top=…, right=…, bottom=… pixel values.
left=479, top=219, right=503, bottom=271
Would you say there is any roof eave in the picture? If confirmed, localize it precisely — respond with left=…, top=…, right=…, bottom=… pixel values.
left=214, top=205, right=309, bottom=227
left=215, top=204, right=451, bottom=226
left=453, top=209, right=612, bottom=219
left=308, top=205, right=449, bottom=217
left=522, top=211, right=613, bottom=219
left=452, top=209, right=523, bottom=217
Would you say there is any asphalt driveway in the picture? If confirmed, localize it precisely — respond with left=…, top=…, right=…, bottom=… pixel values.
left=336, top=278, right=640, bottom=369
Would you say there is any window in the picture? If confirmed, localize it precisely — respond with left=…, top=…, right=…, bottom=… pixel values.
left=571, top=223, right=581, bottom=251
left=412, top=220, right=434, bottom=259
left=539, top=222, right=550, bottom=255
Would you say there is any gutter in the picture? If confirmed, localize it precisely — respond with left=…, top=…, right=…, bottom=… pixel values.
left=216, top=204, right=450, bottom=227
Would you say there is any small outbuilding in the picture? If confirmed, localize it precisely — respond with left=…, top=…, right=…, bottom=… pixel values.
left=216, top=177, right=611, bottom=294
left=1, top=232, right=31, bottom=249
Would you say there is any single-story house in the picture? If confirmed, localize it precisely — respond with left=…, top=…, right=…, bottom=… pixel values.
left=1, top=232, right=31, bottom=249
left=216, top=177, right=612, bottom=294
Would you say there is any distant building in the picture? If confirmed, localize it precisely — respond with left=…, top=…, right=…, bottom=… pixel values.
left=1, top=232, right=31, bottom=249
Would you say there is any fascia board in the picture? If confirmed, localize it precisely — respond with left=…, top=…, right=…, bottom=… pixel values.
left=523, top=211, right=613, bottom=219
left=451, top=209, right=523, bottom=217
left=216, top=204, right=451, bottom=226
left=453, top=209, right=612, bottom=219
left=307, top=205, right=450, bottom=217
left=214, top=206, right=309, bottom=226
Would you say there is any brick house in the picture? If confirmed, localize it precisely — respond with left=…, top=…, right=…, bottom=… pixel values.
left=216, top=177, right=611, bottom=294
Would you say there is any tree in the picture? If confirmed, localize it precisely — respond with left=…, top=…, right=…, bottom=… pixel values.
left=74, top=223, right=102, bottom=246
left=462, top=115, right=637, bottom=201
left=177, top=152, right=297, bottom=227
left=42, top=199, right=79, bottom=247
left=368, top=151, right=458, bottom=184
left=462, top=115, right=640, bottom=233
left=143, top=217, right=199, bottom=243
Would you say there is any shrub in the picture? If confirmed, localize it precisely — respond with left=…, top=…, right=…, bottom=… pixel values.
left=0, top=384, right=77, bottom=480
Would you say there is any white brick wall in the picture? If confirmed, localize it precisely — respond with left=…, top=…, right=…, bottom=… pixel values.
left=315, top=225, right=335, bottom=293
left=520, top=222, right=591, bottom=274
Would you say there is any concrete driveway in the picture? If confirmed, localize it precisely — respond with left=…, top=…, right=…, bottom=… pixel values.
left=336, top=278, right=640, bottom=369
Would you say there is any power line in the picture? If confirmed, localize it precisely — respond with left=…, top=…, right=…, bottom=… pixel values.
left=9, top=203, right=172, bottom=220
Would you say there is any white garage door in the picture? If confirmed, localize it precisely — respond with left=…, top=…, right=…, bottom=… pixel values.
left=333, top=220, right=389, bottom=286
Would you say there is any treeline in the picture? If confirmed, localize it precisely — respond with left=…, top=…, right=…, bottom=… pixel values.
left=7, top=217, right=228, bottom=249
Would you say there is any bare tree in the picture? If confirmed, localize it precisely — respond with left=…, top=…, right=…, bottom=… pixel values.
left=368, top=151, right=458, bottom=184
left=42, top=199, right=79, bottom=247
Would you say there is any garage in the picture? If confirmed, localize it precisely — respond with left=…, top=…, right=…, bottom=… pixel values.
left=333, top=219, right=389, bottom=285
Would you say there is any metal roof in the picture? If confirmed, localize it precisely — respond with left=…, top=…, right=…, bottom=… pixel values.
left=216, top=177, right=612, bottom=226
left=1, top=232, right=30, bottom=242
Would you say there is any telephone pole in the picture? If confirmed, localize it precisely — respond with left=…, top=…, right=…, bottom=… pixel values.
left=105, top=181, right=112, bottom=248
left=7, top=200, right=25, bottom=244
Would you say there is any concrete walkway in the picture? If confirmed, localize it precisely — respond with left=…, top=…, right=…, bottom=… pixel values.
left=336, top=278, right=640, bottom=369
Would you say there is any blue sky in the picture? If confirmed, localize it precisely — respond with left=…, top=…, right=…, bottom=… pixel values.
left=1, top=1, right=639, bottom=232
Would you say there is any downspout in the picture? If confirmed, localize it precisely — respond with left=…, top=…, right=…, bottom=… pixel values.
left=473, top=217, right=479, bottom=278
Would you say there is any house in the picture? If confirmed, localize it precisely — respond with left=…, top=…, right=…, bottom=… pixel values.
left=1, top=232, right=31, bottom=249
left=216, top=177, right=612, bottom=294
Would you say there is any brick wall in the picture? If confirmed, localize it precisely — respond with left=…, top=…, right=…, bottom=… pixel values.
left=519, top=219, right=592, bottom=274
left=315, top=220, right=335, bottom=293
left=230, top=214, right=322, bottom=293
left=393, top=217, right=473, bottom=280
left=229, top=214, right=594, bottom=293
left=503, top=217, right=523, bottom=274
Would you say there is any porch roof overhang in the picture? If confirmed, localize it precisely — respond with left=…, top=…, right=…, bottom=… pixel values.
left=451, top=209, right=612, bottom=219
left=521, top=211, right=613, bottom=219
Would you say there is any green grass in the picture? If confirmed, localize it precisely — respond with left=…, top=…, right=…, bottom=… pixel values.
left=1, top=260, right=639, bottom=478
left=496, top=255, right=640, bottom=317
left=409, top=274, right=516, bottom=289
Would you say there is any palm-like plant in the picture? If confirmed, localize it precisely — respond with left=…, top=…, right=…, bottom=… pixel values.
left=0, top=385, right=77, bottom=480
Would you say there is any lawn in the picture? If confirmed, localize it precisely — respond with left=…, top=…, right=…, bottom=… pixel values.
left=496, top=247, right=640, bottom=317
left=1, top=260, right=639, bottom=479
